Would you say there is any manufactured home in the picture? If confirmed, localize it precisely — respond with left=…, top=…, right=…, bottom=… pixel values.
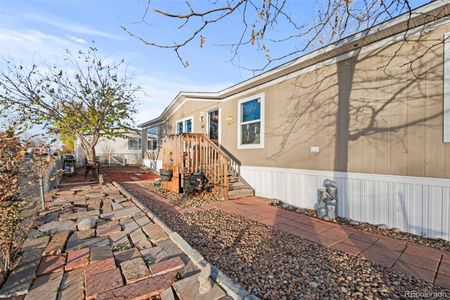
left=75, top=130, right=144, bottom=166
left=139, top=1, right=450, bottom=240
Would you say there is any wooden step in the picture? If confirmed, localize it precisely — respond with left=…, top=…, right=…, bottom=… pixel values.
left=229, top=181, right=248, bottom=190
left=228, top=188, right=254, bottom=199
left=227, top=176, right=239, bottom=183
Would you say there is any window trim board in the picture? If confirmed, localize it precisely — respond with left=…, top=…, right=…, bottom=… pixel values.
left=237, top=93, right=265, bottom=149
left=176, top=115, right=194, bottom=134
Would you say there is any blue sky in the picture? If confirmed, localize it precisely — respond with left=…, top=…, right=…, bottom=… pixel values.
left=0, top=0, right=428, bottom=126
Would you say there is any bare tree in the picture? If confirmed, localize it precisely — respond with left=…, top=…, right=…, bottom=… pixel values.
left=0, top=47, right=139, bottom=165
left=123, top=0, right=418, bottom=71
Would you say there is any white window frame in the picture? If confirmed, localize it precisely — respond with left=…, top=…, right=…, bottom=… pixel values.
left=207, top=108, right=221, bottom=144
left=444, top=32, right=450, bottom=142
left=176, top=116, right=194, bottom=134
left=128, top=138, right=142, bottom=150
left=147, top=138, right=158, bottom=151
left=147, top=125, right=160, bottom=151
left=237, top=93, right=265, bottom=149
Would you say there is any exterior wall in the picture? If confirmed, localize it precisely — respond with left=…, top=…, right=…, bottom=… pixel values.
left=162, top=23, right=450, bottom=180
left=165, top=101, right=219, bottom=135
left=149, top=22, right=450, bottom=239
left=75, top=132, right=142, bottom=166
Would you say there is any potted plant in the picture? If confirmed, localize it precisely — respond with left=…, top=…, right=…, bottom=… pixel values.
left=159, top=168, right=173, bottom=181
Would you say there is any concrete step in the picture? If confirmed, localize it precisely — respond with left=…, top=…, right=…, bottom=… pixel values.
left=228, top=188, right=254, bottom=199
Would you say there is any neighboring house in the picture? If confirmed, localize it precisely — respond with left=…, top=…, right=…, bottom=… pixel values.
left=139, top=1, right=450, bottom=240
left=74, top=130, right=143, bottom=166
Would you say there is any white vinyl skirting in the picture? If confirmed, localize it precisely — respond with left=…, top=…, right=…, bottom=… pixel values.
left=143, top=159, right=163, bottom=171
left=240, top=165, right=450, bottom=241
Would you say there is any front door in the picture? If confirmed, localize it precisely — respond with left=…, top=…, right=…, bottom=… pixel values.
left=208, top=109, right=219, bottom=144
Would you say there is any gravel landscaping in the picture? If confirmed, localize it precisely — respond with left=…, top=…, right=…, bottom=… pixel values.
left=135, top=181, right=223, bottom=208
left=271, top=203, right=450, bottom=253
left=124, top=183, right=450, bottom=299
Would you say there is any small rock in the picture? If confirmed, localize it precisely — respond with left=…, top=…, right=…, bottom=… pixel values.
left=391, top=227, right=401, bottom=233
left=377, top=224, right=388, bottom=230
left=271, top=199, right=281, bottom=206
left=309, top=282, right=318, bottom=288
left=77, top=216, right=97, bottom=231
left=349, top=221, right=360, bottom=226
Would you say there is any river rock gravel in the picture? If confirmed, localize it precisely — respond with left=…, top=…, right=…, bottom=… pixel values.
left=135, top=181, right=222, bottom=208
left=125, top=184, right=449, bottom=300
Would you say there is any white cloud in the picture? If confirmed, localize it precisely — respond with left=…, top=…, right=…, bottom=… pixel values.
left=0, top=28, right=78, bottom=62
left=25, top=12, right=122, bottom=40
left=0, top=28, right=230, bottom=129
left=68, top=36, right=87, bottom=44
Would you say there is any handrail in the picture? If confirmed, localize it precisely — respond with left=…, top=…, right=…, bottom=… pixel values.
left=161, top=133, right=239, bottom=200
left=176, top=133, right=231, bottom=161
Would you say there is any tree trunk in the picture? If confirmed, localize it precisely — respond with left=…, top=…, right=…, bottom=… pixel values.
left=86, top=146, right=97, bottom=165
left=76, top=132, right=99, bottom=166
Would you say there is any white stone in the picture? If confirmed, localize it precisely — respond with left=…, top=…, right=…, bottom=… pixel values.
left=377, top=224, right=388, bottom=230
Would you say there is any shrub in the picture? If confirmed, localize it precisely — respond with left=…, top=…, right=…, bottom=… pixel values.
left=0, top=129, right=28, bottom=272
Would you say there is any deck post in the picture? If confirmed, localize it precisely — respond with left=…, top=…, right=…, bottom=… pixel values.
left=223, top=158, right=229, bottom=201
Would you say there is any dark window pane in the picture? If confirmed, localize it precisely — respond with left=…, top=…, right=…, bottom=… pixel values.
left=241, top=99, right=260, bottom=122
left=147, top=138, right=157, bottom=150
left=185, top=119, right=192, bottom=133
left=241, top=122, right=260, bottom=145
left=208, top=110, right=219, bottom=140
left=177, top=122, right=183, bottom=134
left=128, top=138, right=141, bottom=150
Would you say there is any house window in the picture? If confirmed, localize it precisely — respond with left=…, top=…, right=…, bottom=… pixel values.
left=128, top=138, right=141, bottom=150
left=147, top=126, right=159, bottom=150
left=176, top=117, right=193, bottom=134
left=185, top=119, right=192, bottom=133
left=238, top=94, right=264, bottom=148
left=147, top=138, right=158, bottom=150
left=177, top=121, right=183, bottom=134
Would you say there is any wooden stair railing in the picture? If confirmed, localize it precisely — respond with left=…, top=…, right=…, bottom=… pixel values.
left=161, top=133, right=240, bottom=200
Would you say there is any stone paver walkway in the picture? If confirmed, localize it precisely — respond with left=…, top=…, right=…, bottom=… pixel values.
left=0, top=183, right=228, bottom=300
left=122, top=183, right=450, bottom=290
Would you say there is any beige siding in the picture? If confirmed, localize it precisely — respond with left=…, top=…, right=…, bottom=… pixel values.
left=160, top=23, right=450, bottom=179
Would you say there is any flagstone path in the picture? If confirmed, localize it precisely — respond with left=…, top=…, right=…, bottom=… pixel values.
left=0, top=183, right=229, bottom=300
